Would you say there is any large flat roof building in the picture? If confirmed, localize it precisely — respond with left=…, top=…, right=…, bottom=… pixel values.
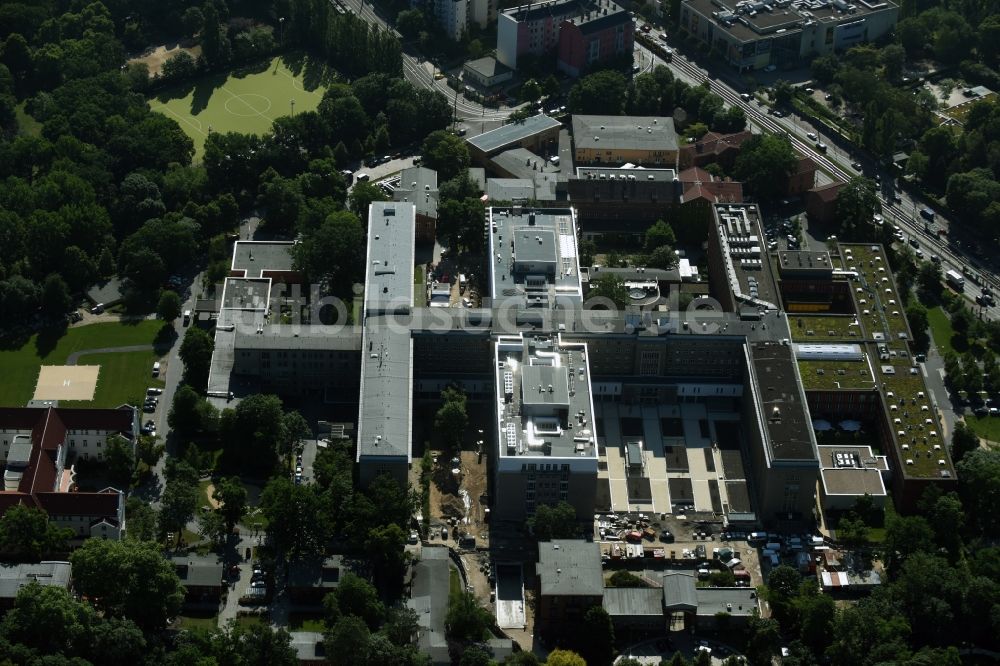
left=681, top=0, right=899, bottom=71
left=468, top=115, right=562, bottom=162
left=365, top=202, right=416, bottom=317
left=487, top=207, right=583, bottom=308
left=572, top=115, right=679, bottom=167
left=493, top=334, right=598, bottom=520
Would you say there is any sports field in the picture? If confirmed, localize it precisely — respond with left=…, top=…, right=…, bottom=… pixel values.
left=0, top=321, right=165, bottom=408
left=149, top=54, right=332, bottom=160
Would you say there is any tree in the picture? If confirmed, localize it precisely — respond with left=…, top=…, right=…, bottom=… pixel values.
left=0, top=583, right=93, bottom=656
left=957, top=448, right=1000, bottom=536
left=159, top=473, right=198, bottom=546
left=196, top=509, right=226, bottom=545
left=568, top=71, right=627, bottom=115
left=445, top=590, right=491, bottom=643
left=951, top=420, right=979, bottom=462
left=437, top=197, right=485, bottom=254
left=179, top=325, right=214, bottom=390
left=396, top=9, right=425, bottom=38
left=460, top=646, right=493, bottom=666
left=744, top=612, right=780, bottom=666
left=200, top=1, right=230, bottom=67
left=281, top=411, right=311, bottom=460
left=260, top=477, right=331, bottom=558
left=916, top=262, right=943, bottom=304
left=325, top=572, right=386, bottom=629
left=70, top=539, right=184, bottom=630
left=383, top=607, right=420, bottom=646
left=348, top=181, right=388, bottom=219
left=213, top=620, right=300, bottom=666
left=0, top=505, right=73, bottom=559
left=521, top=79, right=542, bottom=103
left=733, top=134, right=798, bottom=203
left=528, top=501, right=578, bottom=540
left=587, top=273, right=629, bottom=310
left=292, top=210, right=364, bottom=292
left=834, top=177, right=881, bottom=239
left=168, top=385, right=219, bottom=437
left=213, top=476, right=248, bottom=533
left=219, top=393, right=288, bottom=470
left=421, top=130, right=470, bottom=181
left=157, top=289, right=182, bottom=322
left=772, top=79, right=793, bottom=106
left=906, top=302, right=930, bottom=354
left=104, top=434, right=135, bottom=488
left=881, top=44, right=906, bottom=82
left=40, top=273, right=71, bottom=317
left=645, top=219, right=677, bottom=254
left=435, top=386, right=468, bottom=452
left=324, top=615, right=370, bottom=665
left=576, top=606, right=615, bottom=666
left=125, top=497, right=158, bottom=542
left=182, top=6, right=204, bottom=36
left=837, top=513, right=870, bottom=548
left=608, top=570, right=646, bottom=587
left=545, top=650, right=586, bottom=666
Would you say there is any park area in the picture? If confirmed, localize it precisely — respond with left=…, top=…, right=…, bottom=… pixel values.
left=148, top=54, right=334, bottom=160
left=0, top=320, right=166, bottom=408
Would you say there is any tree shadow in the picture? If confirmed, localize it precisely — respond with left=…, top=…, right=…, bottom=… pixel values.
left=280, top=51, right=307, bottom=78
left=190, top=71, right=230, bottom=116
left=155, top=80, right=197, bottom=104
left=153, top=323, right=178, bottom=355
left=34, top=321, right=68, bottom=359
left=951, top=334, right=969, bottom=353
left=301, top=56, right=337, bottom=92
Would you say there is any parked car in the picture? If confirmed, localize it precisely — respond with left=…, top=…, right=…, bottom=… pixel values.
left=146, top=387, right=163, bottom=396
left=152, top=361, right=161, bottom=377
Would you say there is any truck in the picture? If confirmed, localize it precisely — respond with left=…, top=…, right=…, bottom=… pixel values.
left=946, top=269, right=965, bottom=291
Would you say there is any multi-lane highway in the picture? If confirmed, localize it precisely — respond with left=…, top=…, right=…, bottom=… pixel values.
left=635, top=32, right=1000, bottom=318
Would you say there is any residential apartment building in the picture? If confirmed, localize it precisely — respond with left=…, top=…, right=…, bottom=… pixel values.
left=498, top=0, right=632, bottom=74
left=421, top=0, right=494, bottom=40
left=681, top=0, right=899, bottom=71
left=0, top=406, right=134, bottom=540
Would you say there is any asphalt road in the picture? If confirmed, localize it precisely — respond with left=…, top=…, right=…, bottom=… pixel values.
left=337, top=0, right=513, bottom=121
left=638, top=31, right=1000, bottom=319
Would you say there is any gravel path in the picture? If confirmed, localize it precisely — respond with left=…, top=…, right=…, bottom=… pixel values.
left=65, top=344, right=155, bottom=365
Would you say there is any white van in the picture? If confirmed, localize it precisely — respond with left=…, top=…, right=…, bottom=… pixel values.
left=152, top=362, right=161, bottom=377
left=356, top=173, right=370, bottom=183
left=183, top=310, right=191, bottom=325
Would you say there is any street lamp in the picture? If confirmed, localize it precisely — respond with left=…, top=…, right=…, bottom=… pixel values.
left=278, top=17, right=285, bottom=44
left=290, top=99, right=295, bottom=116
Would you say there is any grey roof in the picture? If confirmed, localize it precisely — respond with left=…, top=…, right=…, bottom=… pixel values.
left=357, top=317, right=413, bottom=461
left=573, top=115, right=678, bottom=153
left=8, top=437, right=32, bottom=466
left=468, top=115, right=562, bottom=155
left=487, top=207, right=583, bottom=306
left=0, top=562, right=71, bottom=599
left=408, top=546, right=451, bottom=664
left=661, top=572, right=697, bottom=610
left=394, top=167, right=439, bottom=220
left=564, top=3, right=631, bottom=34
left=234, top=326, right=363, bottom=352
left=231, top=241, right=296, bottom=278
left=603, top=587, right=663, bottom=617
left=172, top=555, right=224, bottom=588
left=221, top=278, right=271, bottom=311
left=289, top=632, right=326, bottom=661
left=488, top=178, right=536, bottom=202
left=490, top=147, right=560, bottom=180
left=287, top=556, right=342, bottom=589
left=576, top=166, right=677, bottom=182
left=496, top=335, right=598, bottom=459
left=365, top=202, right=416, bottom=316
left=537, top=540, right=603, bottom=597
left=694, top=587, right=758, bottom=617
left=502, top=0, right=587, bottom=24
left=750, top=341, right=820, bottom=463
left=464, top=56, right=513, bottom=79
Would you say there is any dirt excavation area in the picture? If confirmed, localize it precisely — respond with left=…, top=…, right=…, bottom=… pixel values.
left=427, top=449, right=490, bottom=549
left=128, top=43, right=202, bottom=76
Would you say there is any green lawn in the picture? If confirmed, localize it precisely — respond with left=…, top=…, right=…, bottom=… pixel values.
left=149, top=54, right=334, bottom=161
left=927, top=306, right=955, bottom=356
left=61, top=350, right=165, bottom=409
left=0, top=320, right=166, bottom=407
left=798, top=360, right=875, bottom=390
left=15, top=102, right=42, bottom=137
left=414, top=264, right=426, bottom=306
left=449, top=565, right=461, bottom=597
left=964, top=415, right=1000, bottom=442
left=174, top=611, right=219, bottom=631
left=289, top=613, right=326, bottom=632
left=789, top=315, right=860, bottom=341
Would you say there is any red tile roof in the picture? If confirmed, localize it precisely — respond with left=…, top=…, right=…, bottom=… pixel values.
left=808, top=181, right=846, bottom=203
left=0, top=407, right=131, bottom=523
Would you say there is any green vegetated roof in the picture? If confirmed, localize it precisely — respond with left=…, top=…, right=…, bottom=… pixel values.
left=798, top=359, right=876, bottom=391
